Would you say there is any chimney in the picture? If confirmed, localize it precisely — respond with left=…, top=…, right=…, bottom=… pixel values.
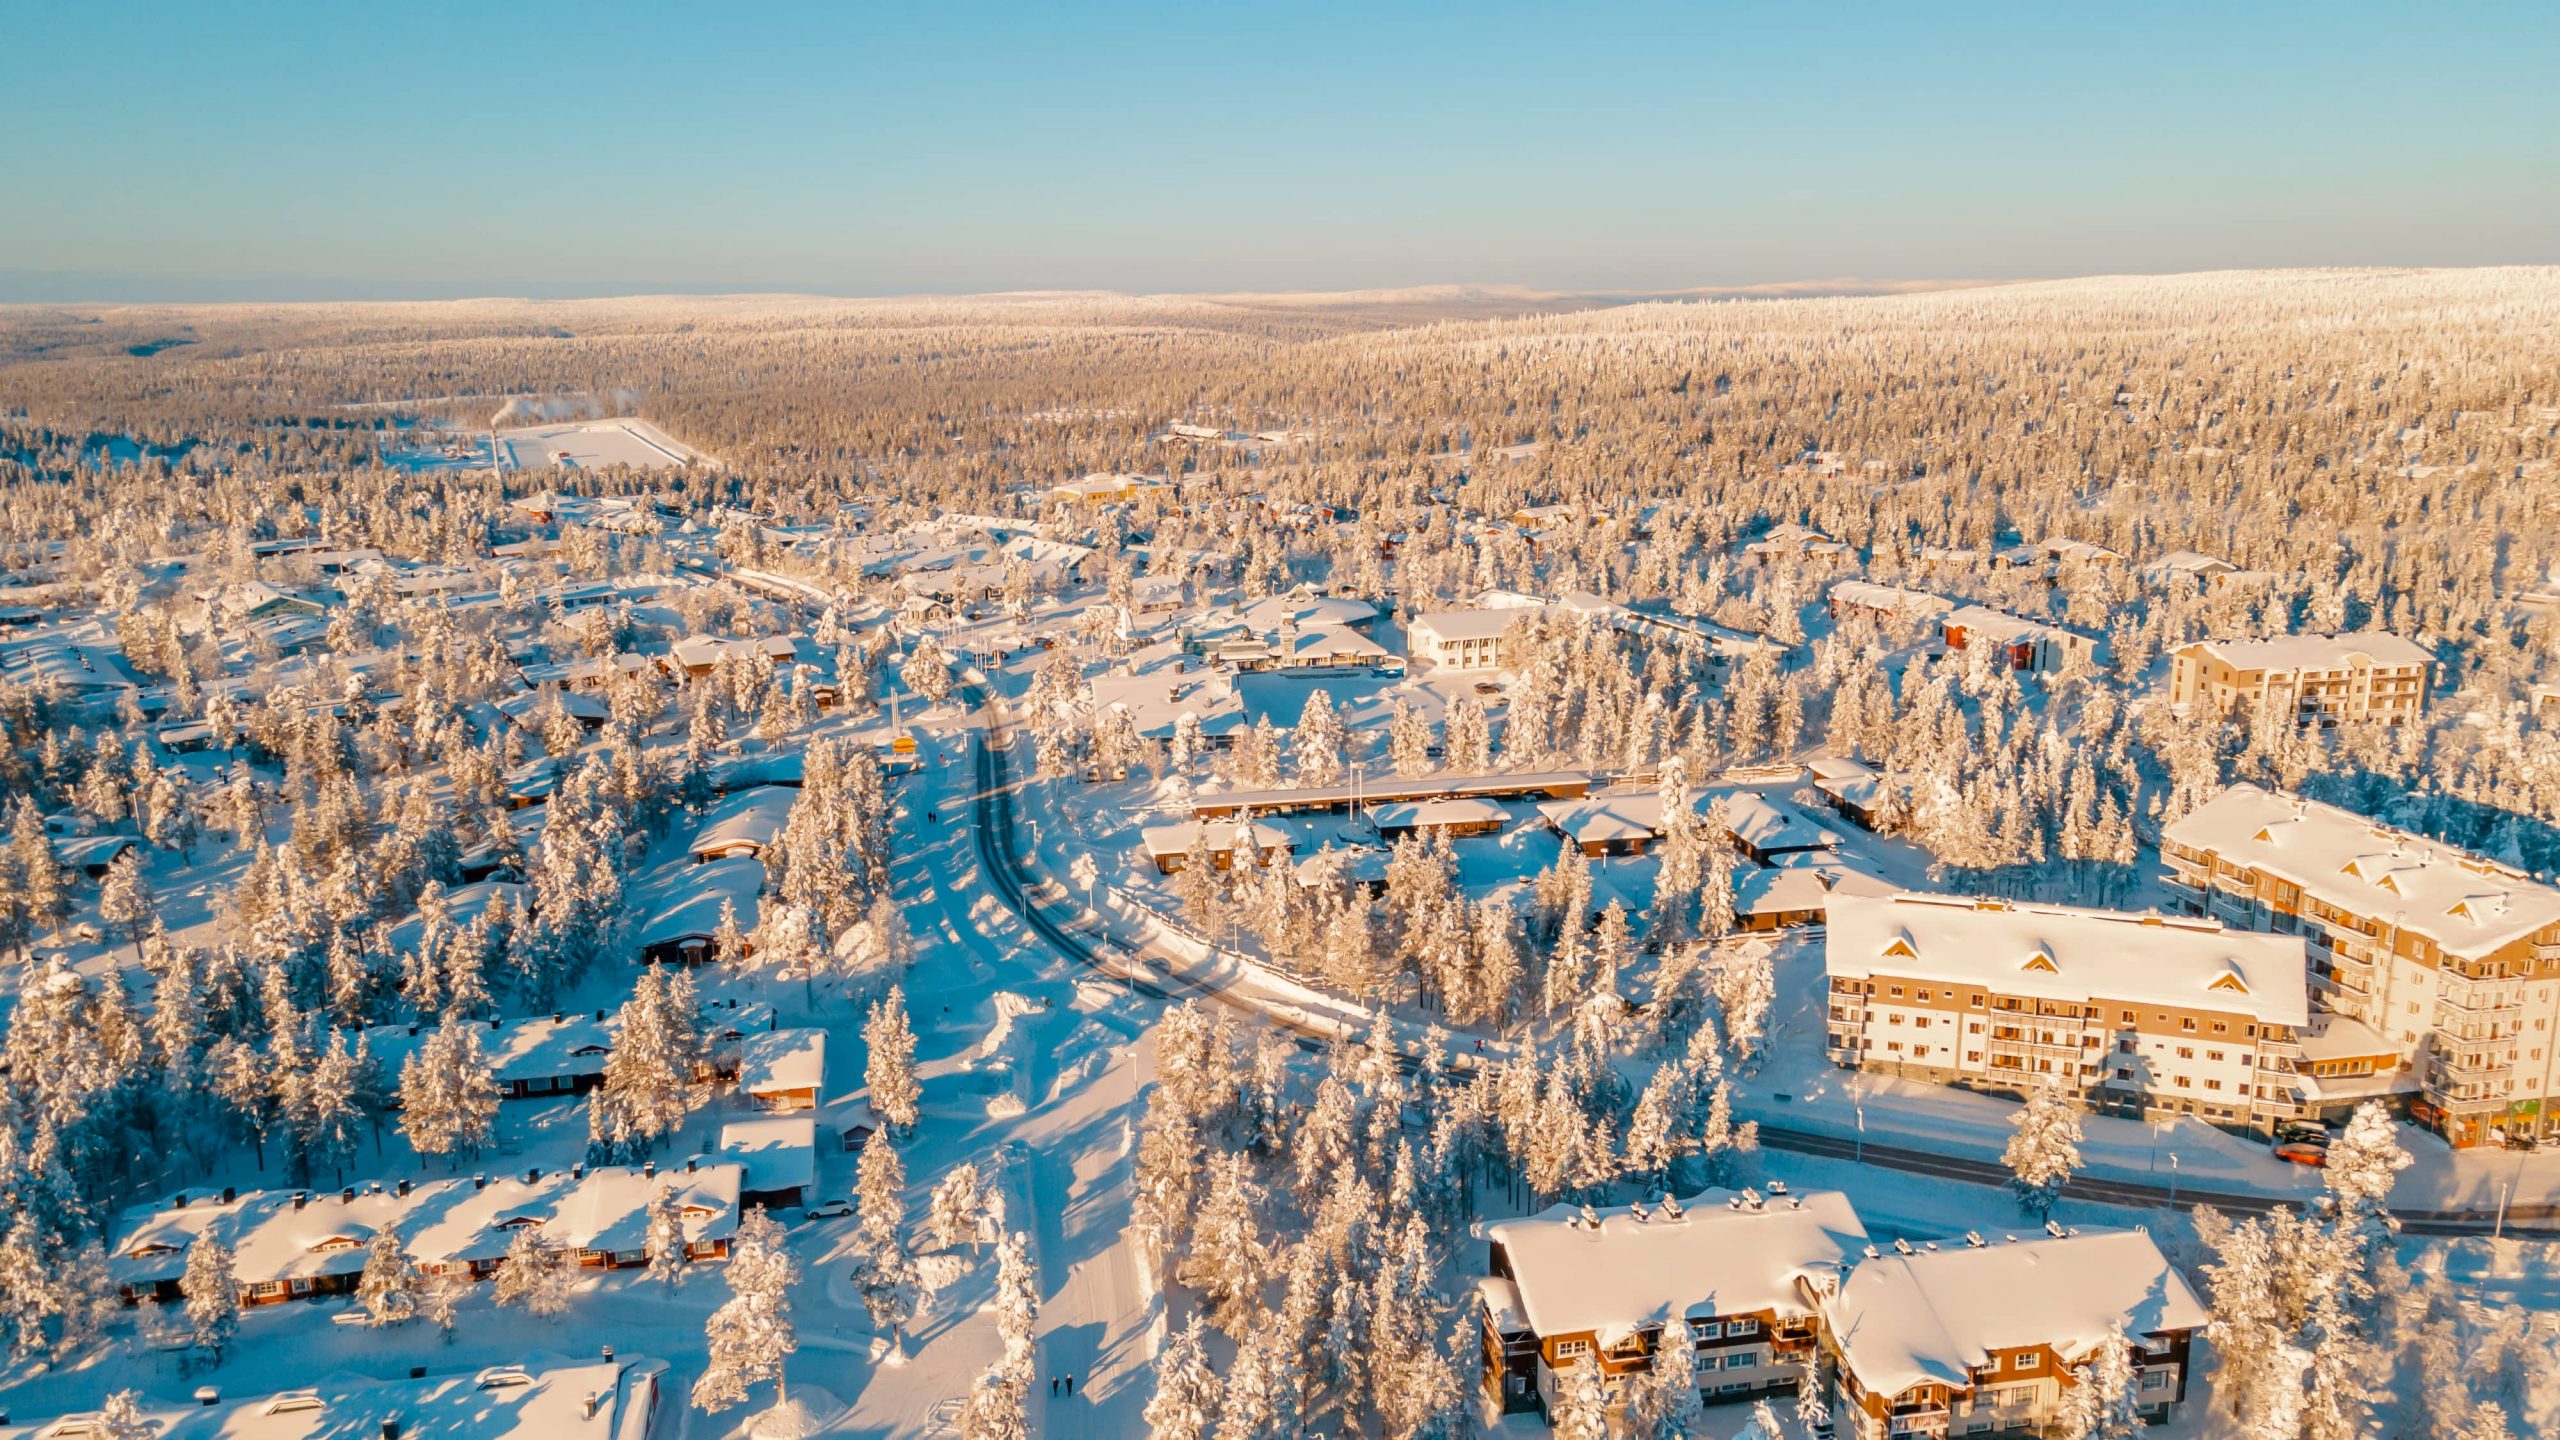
left=195, top=1387, right=220, bottom=1406
left=527, top=1169, right=540, bottom=1184
left=595, top=1009, right=606, bottom=1022
left=341, top=1188, right=355, bottom=1204
left=292, top=1193, right=308, bottom=1211
left=490, top=1017, right=501, bottom=1030
left=570, top=1163, right=584, bottom=1180
left=1965, top=1231, right=1986, bottom=1248
left=407, top=1025, right=419, bottom=1037
left=686, top=1158, right=699, bottom=1174
left=642, top=1160, right=655, bottom=1178
left=1892, top=1238, right=1914, bottom=1255
left=397, top=1179, right=411, bottom=1198
left=220, top=1186, right=236, bottom=1204
left=552, top=1012, right=564, bottom=1024
left=473, top=1175, right=487, bottom=1191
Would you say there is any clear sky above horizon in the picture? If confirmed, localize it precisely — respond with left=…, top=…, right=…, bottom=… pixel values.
left=1, top=1, right=2552, bottom=302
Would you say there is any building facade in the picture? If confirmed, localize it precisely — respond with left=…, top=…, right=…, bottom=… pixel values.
left=1823, top=892, right=2310, bottom=1130
left=2161, top=784, right=2560, bottom=1147
left=1817, top=1228, right=2206, bottom=1440
left=2166, top=632, right=2431, bottom=727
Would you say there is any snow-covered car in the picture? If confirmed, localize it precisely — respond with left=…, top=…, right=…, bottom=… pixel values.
left=2272, top=1139, right=2329, bottom=1167
left=805, top=1198, right=854, bottom=1219
left=2273, top=1120, right=2333, bottom=1148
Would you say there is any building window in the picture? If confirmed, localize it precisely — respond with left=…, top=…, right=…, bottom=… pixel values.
left=2141, top=1371, right=2173, bottom=1393
left=1555, top=1339, right=1589, bottom=1358
left=1730, top=1318, right=1758, bottom=1335
left=1693, top=1321, right=1723, bottom=1340
left=2015, top=1354, right=2040, bottom=1372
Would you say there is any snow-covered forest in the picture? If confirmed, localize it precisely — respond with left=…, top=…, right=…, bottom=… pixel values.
left=0, top=268, right=2554, bottom=1439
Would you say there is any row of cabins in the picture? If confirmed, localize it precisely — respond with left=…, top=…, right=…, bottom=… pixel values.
left=348, top=1008, right=822, bottom=1114
left=113, top=1113, right=825, bottom=1310
left=1480, top=1185, right=2204, bottom=1439
left=113, top=1159, right=746, bottom=1307
left=2161, top=783, right=2560, bottom=1147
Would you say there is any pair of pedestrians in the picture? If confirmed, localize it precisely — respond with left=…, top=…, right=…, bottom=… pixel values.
left=1049, top=1374, right=1076, bottom=1397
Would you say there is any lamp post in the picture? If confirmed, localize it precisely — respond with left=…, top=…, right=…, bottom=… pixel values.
left=2167, top=1151, right=2180, bottom=1205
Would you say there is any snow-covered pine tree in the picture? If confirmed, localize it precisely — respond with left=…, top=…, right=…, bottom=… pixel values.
left=853, top=1140, right=918, bottom=1352
left=397, top=1018, right=500, bottom=1166
left=355, top=1223, right=418, bottom=1325
left=865, top=984, right=922, bottom=1136
left=1292, top=689, right=1345, bottom=786
left=993, top=1230, right=1038, bottom=1379
left=491, top=1226, right=571, bottom=1318
left=958, top=1367, right=1030, bottom=1440
left=93, top=1391, right=153, bottom=1440
left=1550, top=1356, right=1610, bottom=1440
left=1178, top=1150, right=1271, bottom=1336
left=1145, top=1314, right=1223, bottom=1440
left=2321, top=1100, right=2410, bottom=1260
left=2002, top=1082, right=2084, bottom=1219
left=644, top=1182, right=691, bottom=1288
left=929, top=1162, right=987, bottom=1253
left=692, top=1205, right=799, bottom=1413
left=180, top=1233, right=238, bottom=1360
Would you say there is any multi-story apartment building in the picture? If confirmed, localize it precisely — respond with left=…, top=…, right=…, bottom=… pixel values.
left=2166, top=632, right=2431, bottom=726
left=1478, top=1187, right=1866, bottom=1418
left=1823, top=892, right=2310, bottom=1130
left=2162, top=784, right=2560, bottom=1147
left=1817, top=1228, right=2207, bottom=1440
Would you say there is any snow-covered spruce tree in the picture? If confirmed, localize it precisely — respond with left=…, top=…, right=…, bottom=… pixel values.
left=853, top=1139, right=918, bottom=1353
left=692, top=1205, right=799, bottom=1414
left=1145, top=1314, right=1223, bottom=1440
left=644, top=1182, right=691, bottom=1288
left=1292, top=688, right=1345, bottom=786
left=93, top=1391, right=153, bottom=1440
left=2321, top=1100, right=2410, bottom=1262
left=929, top=1161, right=987, bottom=1253
left=993, top=1230, right=1038, bottom=1379
left=397, top=1018, right=500, bottom=1167
left=355, top=1223, right=418, bottom=1325
left=2058, top=1326, right=2144, bottom=1440
left=180, top=1233, right=238, bottom=1361
left=865, top=984, right=922, bottom=1137
left=599, top=962, right=702, bottom=1156
left=492, top=1226, right=571, bottom=1318
left=901, top=634, right=954, bottom=703
left=1550, top=1356, right=1611, bottom=1440
left=1796, top=1350, right=1832, bottom=1434
left=1178, top=1150, right=1271, bottom=1336
left=958, top=1366, right=1030, bottom=1440
left=2002, top=1082, right=2083, bottom=1220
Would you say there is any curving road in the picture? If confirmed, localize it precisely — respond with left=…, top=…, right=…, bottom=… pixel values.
left=951, top=675, right=2553, bottom=1237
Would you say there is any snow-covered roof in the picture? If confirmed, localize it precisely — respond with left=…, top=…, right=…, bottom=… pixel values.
left=1824, top=891, right=2309, bottom=1026
left=1091, top=668, right=1249, bottom=739
left=358, top=1011, right=612, bottom=1089
left=721, top=1116, right=819, bottom=1197
left=0, top=1355, right=662, bottom=1440
left=628, top=855, right=765, bottom=950
left=1279, top=625, right=1391, bottom=663
left=1721, top=793, right=1841, bottom=854
left=1537, top=788, right=1695, bottom=845
left=1942, top=605, right=2097, bottom=647
left=1409, top=608, right=1523, bottom=644
left=2164, top=784, right=2560, bottom=960
left=687, top=785, right=798, bottom=858
left=1734, top=862, right=1895, bottom=917
left=739, top=1027, right=826, bottom=1096
left=1484, top=1188, right=1867, bottom=1343
left=1828, top=581, right=1953, bottom=618
left=1372, top=797, right=1506, bottom=831
left=1824, top=1229, right=2207, bottom=1397
left=2181, top=630, right=2432, bottom=672
left=2148, top=549, right=2237, bottom=578
left=1139, top=818, right=1295, bottom=860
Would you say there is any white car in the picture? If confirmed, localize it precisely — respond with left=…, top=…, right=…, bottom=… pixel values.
left=805, top=1199, right=854, bottom=1220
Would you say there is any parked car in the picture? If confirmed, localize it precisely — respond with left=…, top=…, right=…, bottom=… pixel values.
left=1472, top=681, right=1503, bottom=696
left=2273, top=1139, right=2330, bottom=1167
left=805, top=1198, right=854, bottom=1220
left=2274, top=1120, right=2333, bottom=1148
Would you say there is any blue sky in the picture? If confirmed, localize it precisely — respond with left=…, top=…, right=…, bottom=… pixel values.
left=1, top=2, right=2552, bottom=300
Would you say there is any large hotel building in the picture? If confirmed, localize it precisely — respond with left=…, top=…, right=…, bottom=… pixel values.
left=1823, top=891, right=2311, bottom=1129
left=2162, top=783, right=2560, bottom=1147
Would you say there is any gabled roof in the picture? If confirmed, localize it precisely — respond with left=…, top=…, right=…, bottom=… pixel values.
left=2164, top=784, right=2560, bottom=960
left=1486, top=1188, right=1867, bottom=1343
left=1825, top=891, right=2308, bottom=1025
left=1824, top=1229, right=2207, bottom=1397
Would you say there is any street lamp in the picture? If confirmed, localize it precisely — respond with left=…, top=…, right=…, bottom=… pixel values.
left=2167, top=1152, right=2180, bottom=1205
